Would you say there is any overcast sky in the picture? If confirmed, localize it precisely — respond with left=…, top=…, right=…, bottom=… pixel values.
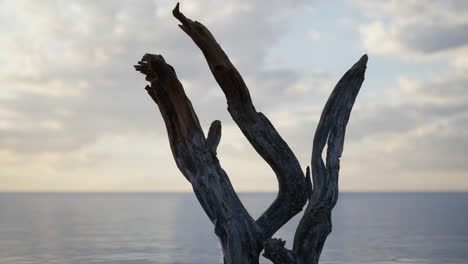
left=1, top=0, right=467, bottom=192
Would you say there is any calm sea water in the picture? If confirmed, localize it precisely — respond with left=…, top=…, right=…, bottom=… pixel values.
left=0, top=193, right=467, bottom=264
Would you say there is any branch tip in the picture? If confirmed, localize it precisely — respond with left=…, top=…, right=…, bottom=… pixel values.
left=172, top=2, right=180, bottom=16
left=360, top=54, right=368, bottom=63
left=173, top=2, right=190, bottom=27
left=354, top=54, right=368, bottom=70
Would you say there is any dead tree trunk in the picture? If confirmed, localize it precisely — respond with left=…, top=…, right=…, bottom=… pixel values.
left=134, top=3, right=367, bottom=264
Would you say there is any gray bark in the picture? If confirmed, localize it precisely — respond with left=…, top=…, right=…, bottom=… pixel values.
left=134, top=3, right=367, bottom=264
left=263, top=55, right=368, bottom=264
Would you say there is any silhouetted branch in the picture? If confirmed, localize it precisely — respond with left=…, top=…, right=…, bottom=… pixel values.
left=173, top=2, right=308, bottom=240
left=263, top=55, right=368, bottom=264
left=135, top=3, right=367, bottom=263
left=135, top=54, right=261, bottom=264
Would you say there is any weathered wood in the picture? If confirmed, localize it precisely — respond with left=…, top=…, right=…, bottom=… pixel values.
left=135, top=54, right=261, bottom=263
left=294, top=54, right=367, bottom=264
left=263, top=55, right=368, bottom=264
left=173, top=3, right=309, bottom=240
left=134, top=3, right=367, bottom=263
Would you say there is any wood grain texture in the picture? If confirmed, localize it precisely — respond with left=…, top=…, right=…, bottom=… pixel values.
left=173, top=3, right=309, bottom=241
left=134, top=3, right=368, bottom=263
left=135, top=54, right=261, bottom=263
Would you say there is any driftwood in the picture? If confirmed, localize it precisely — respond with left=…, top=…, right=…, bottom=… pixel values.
left=134, top=3, right=367, bottom=264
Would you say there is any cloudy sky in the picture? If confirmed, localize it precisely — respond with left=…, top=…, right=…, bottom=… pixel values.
left=1, top=0, right=467, bottom=192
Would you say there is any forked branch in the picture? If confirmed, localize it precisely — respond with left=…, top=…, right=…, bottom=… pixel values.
left=134, top=3, right=367, bottom=264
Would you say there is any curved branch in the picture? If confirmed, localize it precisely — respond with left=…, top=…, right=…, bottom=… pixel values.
left=292, top=54, right=368, bottom=264
left=172, top=2, right=308, bottom=240
left=135, top=54, right=261, bottom=263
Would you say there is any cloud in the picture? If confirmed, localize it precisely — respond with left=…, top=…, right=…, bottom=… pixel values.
left=342, top=112, right=468, bottom=191
left=247, top=67, right=468, bottom=191
left=357, top=0, right=468, bottom=64
left=0, top=0, right=309, bottom=155
left=0, top=0, right=324, bottom=191
left=1, top=0, right=467, bottom=191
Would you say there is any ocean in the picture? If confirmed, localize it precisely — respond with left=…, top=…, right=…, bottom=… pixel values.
left=0, top=192, right=467, bottom=264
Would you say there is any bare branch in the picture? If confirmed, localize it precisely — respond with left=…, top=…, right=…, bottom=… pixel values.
left=293, top=54, right=368, bottom=264
left=172, top=3, right=308, bottom=240
left=134, top=54, right=202, bottom=151
left=135, top=5, right=368, bottom=263
left=135, top=54, right=261, bottom=263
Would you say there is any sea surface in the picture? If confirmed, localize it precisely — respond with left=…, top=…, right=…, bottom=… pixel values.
left=0, top=192, right=467, bottom=264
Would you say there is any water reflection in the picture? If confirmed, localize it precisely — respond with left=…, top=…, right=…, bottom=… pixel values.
left=0, top=193, right=467, bottom=264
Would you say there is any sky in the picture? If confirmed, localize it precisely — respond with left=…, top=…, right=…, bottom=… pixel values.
left=1, top=0, right=467, bottom=192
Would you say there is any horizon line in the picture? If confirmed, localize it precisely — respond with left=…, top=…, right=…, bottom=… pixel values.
left=1, top=190, right=467, bottom=194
